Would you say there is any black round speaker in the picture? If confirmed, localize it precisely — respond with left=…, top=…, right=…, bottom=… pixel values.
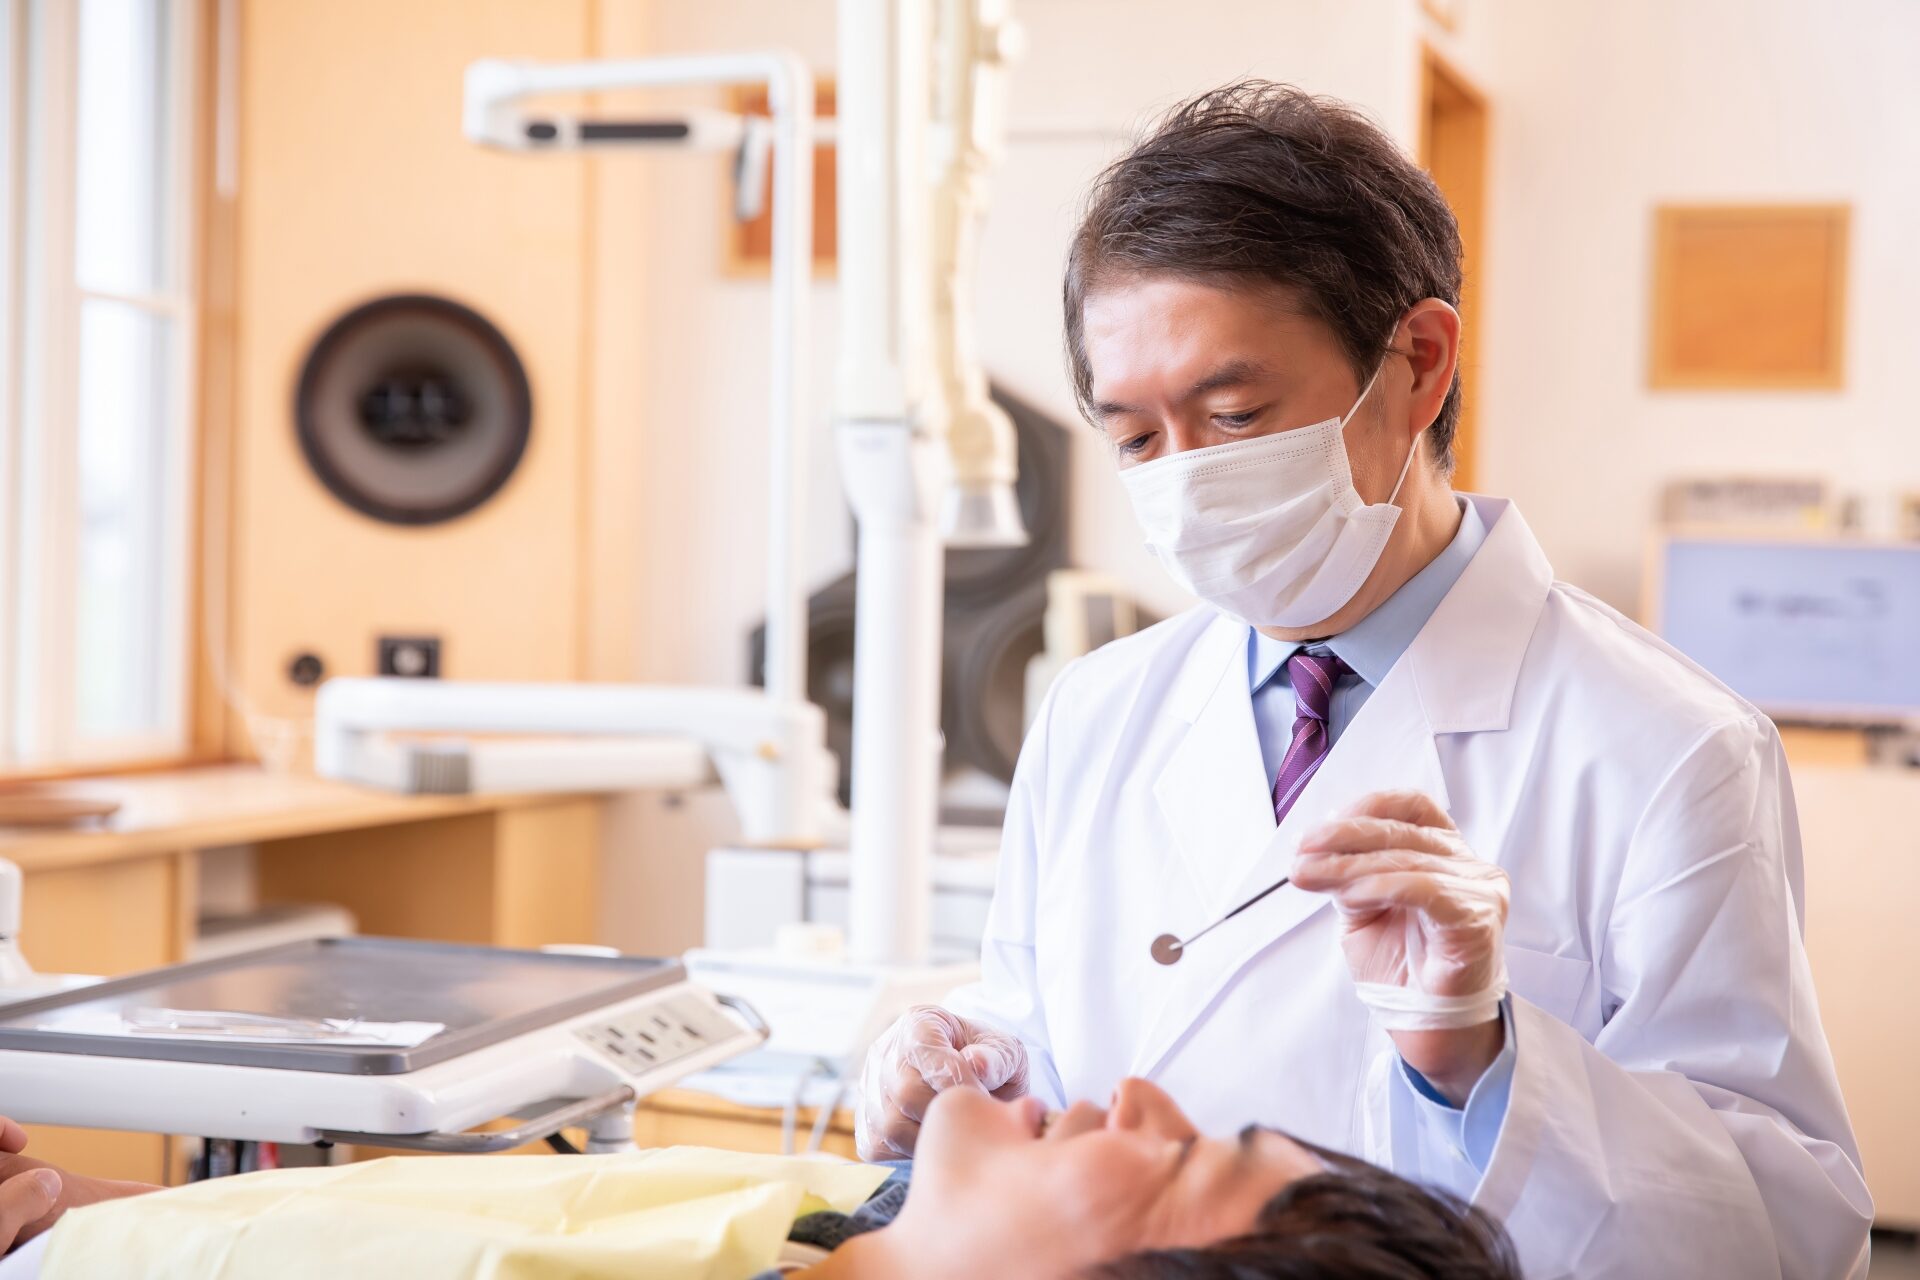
left=747, top=383, right=1077, bottom=800
left=793, top=576, right=861, bottom=807
left=941, top=578, right=1050, bottom=784
left=294, top=293, right=532, bottom=525
left=752, top=569, right=1048, bottom=800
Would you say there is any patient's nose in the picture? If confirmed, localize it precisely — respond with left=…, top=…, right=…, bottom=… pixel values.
left=1106, top=1078, right=1198, bottom=1141
left=1045, top=1099, right=1109, bottom=1140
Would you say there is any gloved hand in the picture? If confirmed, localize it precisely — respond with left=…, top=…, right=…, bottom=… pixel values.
left=1292, top=790, right=1509, bottom=1100
left=854, top=1005, right=1030, bottom=1160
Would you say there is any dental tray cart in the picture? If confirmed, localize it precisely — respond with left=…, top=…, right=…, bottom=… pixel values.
left=0, top=938, right=767, bottom=1157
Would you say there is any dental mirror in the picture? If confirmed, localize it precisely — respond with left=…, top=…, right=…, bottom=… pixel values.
left=1149, top=875, right=1292, bottom=965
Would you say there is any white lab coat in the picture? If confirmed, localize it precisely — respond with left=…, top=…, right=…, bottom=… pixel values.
left=946, top=496, right=1872, bottom=1279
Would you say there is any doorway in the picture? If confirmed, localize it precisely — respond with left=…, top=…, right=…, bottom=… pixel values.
left=1419, top=46, right=1490, bottom=493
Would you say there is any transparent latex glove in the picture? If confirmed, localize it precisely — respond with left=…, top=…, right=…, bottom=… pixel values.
left=1292, top=790, right=1510, bottom=1031
left=854, top=1005, right=1030, bottom=1160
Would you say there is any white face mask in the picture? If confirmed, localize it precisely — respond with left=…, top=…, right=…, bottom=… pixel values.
left=1119, top=366, right=1423, bottom=629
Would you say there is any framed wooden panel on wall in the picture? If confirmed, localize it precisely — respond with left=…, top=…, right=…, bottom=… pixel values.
left=1649, top=203, right=1850, bottom=390
left=723, top=81, right=837, bottom=278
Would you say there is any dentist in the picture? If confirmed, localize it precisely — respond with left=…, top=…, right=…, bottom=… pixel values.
left=855, top=82, right=1870, bottom=1278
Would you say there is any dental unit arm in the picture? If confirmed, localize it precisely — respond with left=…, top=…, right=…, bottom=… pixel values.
left=315, top=679, right=830, bottom=847
left=930, top=0, right=1026, bottom=549
left=315, top=52, right=826, bottom=849
left=322, top=8, right=1026, bottom=957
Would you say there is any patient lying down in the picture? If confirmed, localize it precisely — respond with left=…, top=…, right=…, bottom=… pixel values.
left=0, top=1080, right=1517, bottom=1279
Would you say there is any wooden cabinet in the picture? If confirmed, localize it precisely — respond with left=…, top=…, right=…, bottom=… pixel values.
left=633, top=1090, right=858, bottom=1162
left=1789, top=761, right=1920, bottom=1226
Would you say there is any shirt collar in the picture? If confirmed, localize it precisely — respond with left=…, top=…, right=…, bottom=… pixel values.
left=1249, top=496, right=1487, bottom=694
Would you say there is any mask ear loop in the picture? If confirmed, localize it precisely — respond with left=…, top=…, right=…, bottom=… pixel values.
left=1339, top=362, right=1384, bottom=430
left=1341, top=354, right=1427, bottom=509
left=1386, top=425, right=1427, bottom=507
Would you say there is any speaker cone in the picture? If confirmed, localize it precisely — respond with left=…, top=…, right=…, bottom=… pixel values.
left=295, top=293, right=532, bottom=525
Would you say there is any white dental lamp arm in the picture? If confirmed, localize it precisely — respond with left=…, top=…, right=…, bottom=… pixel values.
left=315, top=679, right=829, bottom=848
left=930, top=0, right=1026, bottom=547
left=462, top=53, right=814, bottom=705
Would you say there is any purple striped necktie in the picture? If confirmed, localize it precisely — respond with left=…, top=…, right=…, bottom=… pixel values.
left=1271, top=650, right=1351, bottom=824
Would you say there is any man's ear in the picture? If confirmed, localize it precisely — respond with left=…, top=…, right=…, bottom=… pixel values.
left=1395, top=299, right=1461, bottom=440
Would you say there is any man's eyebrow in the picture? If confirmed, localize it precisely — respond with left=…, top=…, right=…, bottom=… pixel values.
left=1090, top=359, right=1278, bottom=424
left=1238, top=1123, right=1265, bottom=1155
left=1186, top=358, right=1276, bottom=401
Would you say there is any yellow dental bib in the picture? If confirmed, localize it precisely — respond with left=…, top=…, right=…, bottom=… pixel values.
left=41, top=1147, right=890, bottom=1280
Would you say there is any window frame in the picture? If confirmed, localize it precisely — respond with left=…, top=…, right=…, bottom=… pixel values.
left=1, top=0, right=205, bottom=775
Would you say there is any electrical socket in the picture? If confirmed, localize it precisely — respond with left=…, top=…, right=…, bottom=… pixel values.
left=377, top=635, right=441, bottom=679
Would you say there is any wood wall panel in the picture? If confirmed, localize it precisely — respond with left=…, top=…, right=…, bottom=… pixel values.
left=231, top=0, right=598, bottom=738
left=1650, top=204, right=1849, bottom=389
left=19, top=856, right=186, bottom=975
left=254, top=813, right=500, bottom=944
left=724, top=82, right=838, bottom=277
left=631, top=1089, right=858, bottom=1161
left=1792, top=763, right=1920, bottom=1222
left=492, top=800, right=600, bottom=948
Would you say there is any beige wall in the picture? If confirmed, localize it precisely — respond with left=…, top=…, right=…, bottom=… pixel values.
left=1466, top=0, right=1920, bottom=609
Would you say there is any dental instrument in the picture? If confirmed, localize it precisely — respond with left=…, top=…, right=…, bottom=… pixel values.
left=1150, top=875, right=1292, bottom=966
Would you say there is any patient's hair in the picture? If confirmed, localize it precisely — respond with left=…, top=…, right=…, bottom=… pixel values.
left=1062, top=80, right=1465, bottom=473
left=1088, top=1149, right=1520, bottom=1280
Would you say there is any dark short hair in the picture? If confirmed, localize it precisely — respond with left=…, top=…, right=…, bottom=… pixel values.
left=1063, top=80, right=1465, bottom=472
left=1088, top=1148, right=1521, bottom=1280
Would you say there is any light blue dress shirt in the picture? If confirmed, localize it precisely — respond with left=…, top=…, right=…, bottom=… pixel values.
left=1247, top=497, right=1514, bottom=1173
left=1247, top=497, right=1487, bottom=770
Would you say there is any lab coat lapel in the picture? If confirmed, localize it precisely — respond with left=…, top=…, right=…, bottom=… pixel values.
left=1127, top=496, right=1552, bottom=1081
left=1404, top=495, right=1554, bottom=735
left=1129, top=657, right=1448, bottom=1080
left=1150, top=615, right=1279, bottom=917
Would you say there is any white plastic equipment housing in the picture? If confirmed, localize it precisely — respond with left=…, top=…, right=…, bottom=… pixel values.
left=315, top=679, right=830, bottom=848
left=0, top=982, right=759, bottom=1144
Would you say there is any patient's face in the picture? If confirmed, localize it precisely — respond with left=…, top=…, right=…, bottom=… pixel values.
left=896, top=1078, right=1320, bottom=1276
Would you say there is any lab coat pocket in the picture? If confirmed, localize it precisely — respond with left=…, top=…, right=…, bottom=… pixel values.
left=1502, top=944, right=1594, bottom=1035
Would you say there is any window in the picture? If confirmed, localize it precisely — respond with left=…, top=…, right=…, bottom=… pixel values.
left=1, top=0, right=199, bottom=770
